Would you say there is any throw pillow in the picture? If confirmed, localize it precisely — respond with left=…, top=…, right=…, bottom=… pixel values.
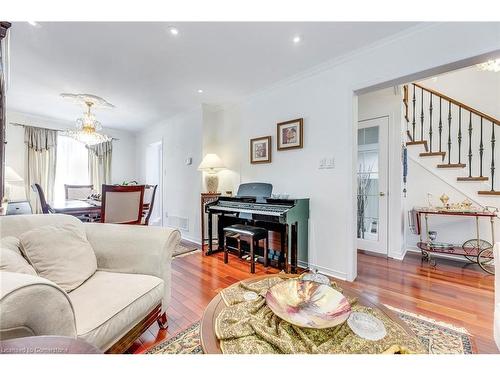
left=19, top=224, right=97, bottom=292
left=0, top=247, right=37, bottom=276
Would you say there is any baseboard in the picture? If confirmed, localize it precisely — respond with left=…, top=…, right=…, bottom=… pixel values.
left=297, top=260, right=347, bottom=281
left=181, top=235, right=201, bottom=245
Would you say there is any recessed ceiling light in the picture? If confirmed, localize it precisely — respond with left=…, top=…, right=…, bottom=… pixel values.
left=27, top=21, right=39, bottom=27
left=292, top=35, right=301, bottom=44
left=168, top=26, right=179, bottom=36
left=197, top=89, right=203, bottom=94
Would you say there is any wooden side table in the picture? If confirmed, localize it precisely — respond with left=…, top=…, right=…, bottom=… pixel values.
left=201, top=193, right=221, bottom=254
left=0, top=336, right=102, bottom=354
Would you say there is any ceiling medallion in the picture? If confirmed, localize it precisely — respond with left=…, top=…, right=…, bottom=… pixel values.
left=61, top=93, right=114, bottom=145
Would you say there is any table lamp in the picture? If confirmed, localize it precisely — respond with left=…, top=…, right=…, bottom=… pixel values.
left=198, top=154, right=225, bottom=193
left=5, top=166, right=24, bottom=200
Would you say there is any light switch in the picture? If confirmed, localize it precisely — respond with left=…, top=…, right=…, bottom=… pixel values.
left=185, top=157, right=192, bottom=165
left=319, top=157, right=335, bottom=169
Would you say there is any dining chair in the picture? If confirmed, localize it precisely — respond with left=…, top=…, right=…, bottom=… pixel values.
left=64, top=184, right=94, bottom=200
left=142, top=184, right=158, bottom=225
left=31, top=183, right=54, bottom=214
left=100, top=184, right=145, bottom=224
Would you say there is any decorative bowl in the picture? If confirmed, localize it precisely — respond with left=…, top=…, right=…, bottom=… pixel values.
left=265, top=279, right=351, bottom=329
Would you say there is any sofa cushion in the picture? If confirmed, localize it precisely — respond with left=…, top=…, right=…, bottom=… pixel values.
left=0, top=236, right=21, bottom=254
left=0, top=247, right=37, bottom=276
left=19, top=224, right=97, bottom=292
left=68, top=271, right=163, bottom=350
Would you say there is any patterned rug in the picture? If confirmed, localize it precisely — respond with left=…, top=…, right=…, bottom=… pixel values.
left=146, top=307, right=475, bottom=354
left=172, top=246, right=199, bottom=258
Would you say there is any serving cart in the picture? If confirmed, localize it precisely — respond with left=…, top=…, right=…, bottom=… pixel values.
left=412, top=207, right=497, bottom=274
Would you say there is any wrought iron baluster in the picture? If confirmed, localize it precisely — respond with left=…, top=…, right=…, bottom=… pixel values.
left=412, top=85, right=416, bottom=140
left=429, top=93, right=433, bottom=152
left=420, top=88, right=424, bottom=141
left=438, top=98, right=442, bottom=152
left=447, top=102, right=452, bottom=165
left=479, top=117, right=484, bottom=177
left=458, top=107, right=462, bottom=164
left=491, top=121, right=496, bottom=192
left=468, top=112, right=473, bottom=178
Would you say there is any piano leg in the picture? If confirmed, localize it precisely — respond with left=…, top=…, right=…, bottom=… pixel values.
left=207, top=212, right=213, bottom=255
left=291, top=222, right=298, bottom=274
left=281, top=225, right=289, bottom=273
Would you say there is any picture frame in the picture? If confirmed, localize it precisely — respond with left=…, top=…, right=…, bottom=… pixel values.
left=277, top=118, right=303, bottom=150
left=250, top=136, right=272, bottom=164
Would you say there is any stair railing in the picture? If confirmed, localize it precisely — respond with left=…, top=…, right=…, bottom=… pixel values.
left=403, top=83, right=499, bottom=194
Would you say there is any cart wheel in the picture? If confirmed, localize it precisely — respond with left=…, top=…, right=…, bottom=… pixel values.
left=462, top=239, right=492, bottom=263
left=478, top=247, right=495, bottom=275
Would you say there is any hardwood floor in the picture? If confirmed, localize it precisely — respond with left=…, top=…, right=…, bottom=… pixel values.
left=129, top=244, right=497, bottom=354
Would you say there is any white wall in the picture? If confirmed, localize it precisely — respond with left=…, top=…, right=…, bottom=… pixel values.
left=198, top=23, right=500, bottom=281
left=5, top=110, right=138, bottom=200
left=136, top=109, right=203, bottom=243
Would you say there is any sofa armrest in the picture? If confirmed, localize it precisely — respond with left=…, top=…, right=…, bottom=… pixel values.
left=84, top=223, right=181, bottom=312
left=495, top=243, right=500, bottom=304
left=0, top=272, right=77, bottom=340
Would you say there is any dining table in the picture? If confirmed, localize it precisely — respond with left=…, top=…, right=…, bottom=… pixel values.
left=52, top=199, right=101, bottom=216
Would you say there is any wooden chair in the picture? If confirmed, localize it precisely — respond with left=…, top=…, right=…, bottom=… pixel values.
left=31, top=183, right=54, bottom=214
left=100, top=184, right=145, bottom=224
left=64, top=184, right=94, bottom=200
left=142, top=184, right=158, bottom=225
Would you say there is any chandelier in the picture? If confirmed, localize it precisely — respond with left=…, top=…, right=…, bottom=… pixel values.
left=61, top=93, right=113, bottom=145
left=477, top=58, right=500, bottom=73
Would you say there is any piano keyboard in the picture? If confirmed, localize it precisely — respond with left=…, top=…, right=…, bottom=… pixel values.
left=211, top=204, right=290, bottom=216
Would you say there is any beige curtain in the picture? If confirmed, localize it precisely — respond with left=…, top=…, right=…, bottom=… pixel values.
left=24, top=126, right=58, bottom=213
left=87, top=141, right=112, bottom=193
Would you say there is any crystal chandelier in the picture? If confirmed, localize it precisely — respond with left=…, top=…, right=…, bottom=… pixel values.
left=477, top=58, right=500, bottom=73
left=61, top=93, right=113, bottom=145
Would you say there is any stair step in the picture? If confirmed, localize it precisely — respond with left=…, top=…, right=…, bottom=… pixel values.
left=437, top=163, right=466, bottom=169
left=478, top=191, right=500, bottom=196
left=419, top=152, right=446, bottom=158
left=457, top=176, right=489, bottom=182
left=406, top=140, right=428, bottom=152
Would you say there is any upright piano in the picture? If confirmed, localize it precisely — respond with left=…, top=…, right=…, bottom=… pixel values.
left=205, top=183, right=309, bottom=273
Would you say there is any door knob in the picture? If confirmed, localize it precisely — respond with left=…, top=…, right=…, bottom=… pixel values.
left=379, top=192, right=386, bottom=197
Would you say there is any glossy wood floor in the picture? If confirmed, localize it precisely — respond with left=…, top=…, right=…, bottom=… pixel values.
left=129, top=244, right=497, bottom=354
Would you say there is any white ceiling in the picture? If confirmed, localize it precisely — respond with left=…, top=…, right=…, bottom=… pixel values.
left=7, top=22, right=419, bottom=132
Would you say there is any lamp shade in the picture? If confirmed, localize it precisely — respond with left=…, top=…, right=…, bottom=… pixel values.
left=5, top=166, right=23, bottom=183
left=198, top=153, right=225, bottom=172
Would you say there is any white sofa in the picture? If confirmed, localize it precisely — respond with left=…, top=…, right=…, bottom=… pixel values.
left=495, top=243, right=500, bottom=351
left=0, top=214, right=180, bottom=353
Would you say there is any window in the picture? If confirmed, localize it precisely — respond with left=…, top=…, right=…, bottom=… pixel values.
left=54, top=135, right=90, bottom=202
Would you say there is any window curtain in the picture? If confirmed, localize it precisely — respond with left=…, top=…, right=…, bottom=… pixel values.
left=87, top=141, right=112, bottom=193
left=24, top=126, right=58, bottom=213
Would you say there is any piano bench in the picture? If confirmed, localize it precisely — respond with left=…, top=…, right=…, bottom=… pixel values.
left=223, top=224, right=269, bottom=273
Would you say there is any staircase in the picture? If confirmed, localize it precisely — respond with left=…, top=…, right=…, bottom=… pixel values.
left=403, top=83, right=499, bottom=197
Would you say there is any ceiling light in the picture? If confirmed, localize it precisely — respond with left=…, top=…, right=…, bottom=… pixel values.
left=292, top=35, right=301, bottom=44
left=168, top=27, right=179, bottom=36
left=197, top=89, right=203, bottom=94
left=27, top=21, right=39, bottom=27
left=477, top=59, right=500, bottom=73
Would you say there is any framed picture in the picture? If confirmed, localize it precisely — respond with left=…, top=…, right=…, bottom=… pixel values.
left=277, top=118, right=303, bottom=150
left=250, top=136, right=272, bottom=164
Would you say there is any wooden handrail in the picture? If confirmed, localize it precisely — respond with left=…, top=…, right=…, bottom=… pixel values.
left=413, top=83, right=499, bottom=126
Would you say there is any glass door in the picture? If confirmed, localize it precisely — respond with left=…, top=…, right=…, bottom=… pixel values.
left=357, top=117, right=389, bottom=254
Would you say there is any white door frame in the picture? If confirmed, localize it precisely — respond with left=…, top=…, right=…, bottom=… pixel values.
left=357, top=116, right=389, bottom=255
left=145, top=140, right=163, bottom=226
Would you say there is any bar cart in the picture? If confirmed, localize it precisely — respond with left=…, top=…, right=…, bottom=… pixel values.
left=411, top=207, right=497, bottom=274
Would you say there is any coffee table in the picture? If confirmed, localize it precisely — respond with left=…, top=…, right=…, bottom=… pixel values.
left=200, top=274, right=417, bottom=354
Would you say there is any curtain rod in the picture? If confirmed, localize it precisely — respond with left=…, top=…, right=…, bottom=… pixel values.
left=9, top=122, right=120, bottom=141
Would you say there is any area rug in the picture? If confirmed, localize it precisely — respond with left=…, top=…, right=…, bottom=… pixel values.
left=146, top=308, right=475, bottom=354
left=172, top=246, right=199, bottom=258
